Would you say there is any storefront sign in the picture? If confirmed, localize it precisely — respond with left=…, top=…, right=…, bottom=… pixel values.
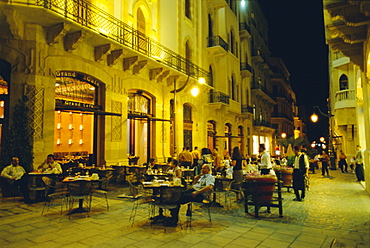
left=56, top=99, right=97, bottom=110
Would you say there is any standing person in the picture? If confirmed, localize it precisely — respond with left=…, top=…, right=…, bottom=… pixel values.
left=259, top=144, right=272, bottom=175
left=212, top=148, right=223, bottom=174
left=191, top=146, right=200, bottom=169
left=231, top=146, right=243, bottom=200
left=292, top=147, right=309, bottom=201
left=355, top=145, right=365, bottom=182
left=178, top=147, right=193, bottom=168
left=38, top=154, right=62, bottom=174
left=200, top=148, right=213, bottom=170
left=320, top=151, right=330, bottom=176
left=1, top=157, right=33, bottom=204
left=338, top=150, right=348, bottom=173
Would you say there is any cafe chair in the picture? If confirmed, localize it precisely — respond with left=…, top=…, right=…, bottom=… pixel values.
left=90, top=175, right=113, bottom=211
left=41, top=177, right=69, bottom=215
left=0, top=177, right=22, bottom=202
left=185, top=193, right=213, bottom=229
left=67, top=181, right=92, bottom=218
left=213, top=179, right=234, bottom=210
left=128, top=181, right=155, bottom=226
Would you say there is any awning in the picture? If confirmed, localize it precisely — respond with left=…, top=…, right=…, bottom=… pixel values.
left=128, top=113, right=171, bottom=122
left=56, top=104, right=122, bottom=116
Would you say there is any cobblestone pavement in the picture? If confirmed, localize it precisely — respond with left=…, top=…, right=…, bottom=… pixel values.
left=0, top=169, right=368, bottom=248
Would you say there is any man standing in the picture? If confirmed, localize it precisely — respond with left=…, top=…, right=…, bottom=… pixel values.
left=178, top=146, right=193, bottom=168
left=259, top=144, right=272, bottom=175
left=212, top=148, right=223, bottom=174
left=191, top=146, right=200, bottom=169
left=292, top=147, right=309, bottom=201
left=1, top=157, right=32, bottom=204
left=355, top=145, right=365, bottom=182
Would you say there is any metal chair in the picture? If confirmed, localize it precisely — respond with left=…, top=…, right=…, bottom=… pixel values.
left=185, top=192, right=213, bottom=229
left=41, top=176, right=68, bottom=215
left=90, top=174, right=113, bottom=211
left=67, top=181, right=92, bottom=218
left=213, top=178, right=234, bottom=210
left=128, top=180, right=155, bottom=226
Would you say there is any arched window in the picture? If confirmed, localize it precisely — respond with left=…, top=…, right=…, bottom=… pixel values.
left=259, top=107, right=263, bottom=121
left=185, top=0, right=191, bottom=19
left=253, top=104, right=256, bottom=120
left=339, top=74, right=348, bottom=90
left=183, top=104, right=193, bottom=148
left=209, top=66, right=214, bottom=87
left=230, top=30, right=235, bottom=55
left=231, top=76, right=236, bottom=100
left=137, top=8, right=145, bottom=34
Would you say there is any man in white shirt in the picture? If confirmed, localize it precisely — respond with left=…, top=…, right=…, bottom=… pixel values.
left=259, top=144, right=272, bottom=175
left=1, top=157, right=32, bottom=203
left=38, top=154, right=62, bottom=174
left=292, top=147, right=309, bottom=201
left=167, top=164, right=214, bottom=227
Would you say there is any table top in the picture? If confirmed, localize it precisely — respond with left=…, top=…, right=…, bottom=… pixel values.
left=28, top=171, right=54, bottom=176
left=142, top=181, right=184, bottom=189
left=62, top=176, right=99, bottom=183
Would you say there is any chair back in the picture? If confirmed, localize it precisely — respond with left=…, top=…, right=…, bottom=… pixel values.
left=162, top=188, right=183, bottom=203
left=68, top=181, right=92, bottom=196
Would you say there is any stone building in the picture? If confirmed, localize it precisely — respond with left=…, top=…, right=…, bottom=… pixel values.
left=323, top=0, right=370, bottom=192
left=0, top=0, right=298, bottom=168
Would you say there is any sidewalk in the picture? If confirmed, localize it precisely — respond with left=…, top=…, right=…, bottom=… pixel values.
left=0, top=169, right=368, bottom=248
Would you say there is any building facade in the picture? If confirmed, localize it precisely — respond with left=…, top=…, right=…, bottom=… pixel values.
left=323, top=0, right=370, bottom=193
left=0, top=0, right=297, bottom=168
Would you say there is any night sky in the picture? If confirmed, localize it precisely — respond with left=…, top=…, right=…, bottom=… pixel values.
left=258, top=0, right=329, bottom=141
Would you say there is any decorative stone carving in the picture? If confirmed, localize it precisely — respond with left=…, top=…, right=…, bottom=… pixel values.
left=94, top=44, right=111, bottom=61
left=149, top=68, right=163, bottom=80
left=133, top=60, right=147, bottom=75
left=64, top=31, right=85, bottom=51
left=123, top=56, right=138, bottom=71
left=3, top=7, right=24, bottom=39
left=47, top=23, right=70, bottom=45
left=107, top=49, right=123, bottom=66
left=157, top=70, right=170, bottom=83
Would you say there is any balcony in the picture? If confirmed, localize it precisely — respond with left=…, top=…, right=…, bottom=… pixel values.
left=1, top=0, right=208, bottom=79
left=241, top=105, right=253, bottom=114
left=252, top=48, right=264, bottom=63
left=239, top=22, right=251, bottom=40
left=271, top=112, right=293, bottom=122
left=208, top=91, right=230, bottom=105
left=253, top=120, right=272, bottom=128
left=334, top=89, right=356, bottom=110
left=207, top=35, right=229, bottom=56
left=240, top=62, right=253, bottom=78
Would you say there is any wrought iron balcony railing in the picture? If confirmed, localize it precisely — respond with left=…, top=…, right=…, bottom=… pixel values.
left=4, top=0, right=208, bottom=79
left=240, top=62, right=253, bottom=74
left=239, top=22, right=251, bottom=34
left=253, top=119, right=271, bottom=128
left=241, top=105, right=253, bottom=114
left=208, top=91, right=230, bottom=105
left=207, top=36, right=229, bottom=52
left=251, top=81, right=272, bottom=97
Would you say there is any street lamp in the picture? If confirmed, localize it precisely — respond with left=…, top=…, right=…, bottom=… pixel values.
left=310, top=105, right=336, bottom=170
left=171, top=73, right=202, bottom=158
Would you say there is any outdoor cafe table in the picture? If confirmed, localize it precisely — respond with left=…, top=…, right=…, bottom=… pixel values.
left=62, top=176, right=99, bottom=214
left=142, top=181, right=184, bottom=222
left=28, top=171, right=59, bottom=202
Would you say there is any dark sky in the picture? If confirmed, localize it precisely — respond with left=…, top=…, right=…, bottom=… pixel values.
left=258, top=0, right=329, bottom=141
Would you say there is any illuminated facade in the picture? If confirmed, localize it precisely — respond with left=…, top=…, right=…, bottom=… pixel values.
left=323, top=0, right=370, bottom=192
left=0, top=0, right=296, bottom=168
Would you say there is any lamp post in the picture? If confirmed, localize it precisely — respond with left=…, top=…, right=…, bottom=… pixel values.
left=310, top=105, right=336, bottom=170
left=170, top=73, right=202, bottom=159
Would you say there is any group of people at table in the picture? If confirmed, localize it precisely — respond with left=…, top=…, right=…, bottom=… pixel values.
left=1, top=154, right=63, bottom=204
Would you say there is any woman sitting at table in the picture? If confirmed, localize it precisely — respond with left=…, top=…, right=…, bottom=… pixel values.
left=38, top=154, right=62, bottom=174
left=167, top=159, right=182, bottom=178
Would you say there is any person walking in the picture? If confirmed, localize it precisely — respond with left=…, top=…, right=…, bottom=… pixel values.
left=338, top=150, right=348, bottom=173
left=320, top=151, right=330, bottom=176
left=231, top=146, right=243, bottom=201
left=292, top=147, right=309, bottom=201
left=355, top=145, right=365, bottom=182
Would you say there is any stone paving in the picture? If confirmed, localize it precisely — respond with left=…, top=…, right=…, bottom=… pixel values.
left=0, top=169, right=368, bottom=248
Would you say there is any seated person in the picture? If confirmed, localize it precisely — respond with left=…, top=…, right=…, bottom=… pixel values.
left=147, top=158, right=157, bottom=170
left=1, top=157, right=32, bottom=204
left=38, top=154, right=62, bottom=174
left=167, top=159, right=182, bottom=178
left=166, top=164, right=214, bottom=227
